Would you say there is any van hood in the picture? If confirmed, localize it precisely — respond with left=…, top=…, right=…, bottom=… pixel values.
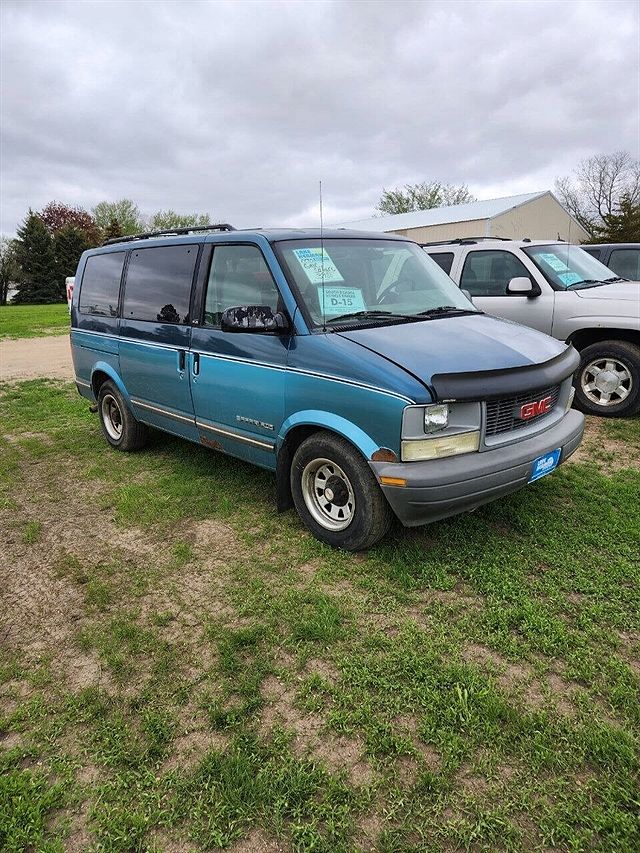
left=573, top=281, right=640, bottom=301
left=337, top=313, right=566, bottom=391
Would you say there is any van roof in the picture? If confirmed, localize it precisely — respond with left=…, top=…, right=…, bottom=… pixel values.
left=94, top=227, right=411, bottom=253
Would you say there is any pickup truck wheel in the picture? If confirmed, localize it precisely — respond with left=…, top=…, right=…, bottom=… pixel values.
left=574, top=341, right=640, bottom=417
left=291, top=432, right=393, bottom=551
left=97, top=380, right=148, bottom=450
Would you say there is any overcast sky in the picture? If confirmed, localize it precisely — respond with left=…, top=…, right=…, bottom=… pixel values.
left=1, top=0, right=638, bottom=235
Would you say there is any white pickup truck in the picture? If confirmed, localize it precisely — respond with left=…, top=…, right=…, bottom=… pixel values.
left=422, top=239, right=640, bottom=417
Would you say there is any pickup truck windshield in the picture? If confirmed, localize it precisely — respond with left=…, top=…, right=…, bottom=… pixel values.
left=276, top=238, right=476, bottom=327
left=523, top=244, right=621, bottom=290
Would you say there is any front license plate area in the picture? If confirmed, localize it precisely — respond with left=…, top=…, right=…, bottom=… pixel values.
left=529, top=448, right=561, bottom=483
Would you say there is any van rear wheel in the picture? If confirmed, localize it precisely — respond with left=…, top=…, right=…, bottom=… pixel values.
left=291, top=432, right=393, bottom=551
left=574, top=341, right=640, bottom=417
left=97, top=380, right=148, bottom=451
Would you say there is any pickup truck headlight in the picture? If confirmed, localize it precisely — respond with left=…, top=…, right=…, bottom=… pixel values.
left=424, top=403, right=449, bottom=433
left=401, top=430, right=480, bottom=461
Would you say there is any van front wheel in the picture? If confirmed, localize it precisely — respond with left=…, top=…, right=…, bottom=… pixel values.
left=291, top=432, right=393, bottom=551
left=97, top=380, right=148, bottom=451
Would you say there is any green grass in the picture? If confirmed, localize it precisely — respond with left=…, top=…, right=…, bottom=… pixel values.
left=0, top=303, right=70, bottom=339
left=1, top=380, right=639, bottom=852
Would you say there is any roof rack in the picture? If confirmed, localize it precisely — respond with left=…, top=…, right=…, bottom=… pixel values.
left=420, top=236, right=512, bottom=247
left=103, top=223, right=236, bottom=246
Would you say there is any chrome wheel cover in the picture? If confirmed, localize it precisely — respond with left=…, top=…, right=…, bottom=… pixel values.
left=580, top=357, right=632, bottom=407
left=301, top=457, right=355, bottom=531
left=101, top=393, right=123, bottom=440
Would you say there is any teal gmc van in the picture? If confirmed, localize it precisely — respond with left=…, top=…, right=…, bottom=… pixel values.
left=70, top=224, right=585, bottom=550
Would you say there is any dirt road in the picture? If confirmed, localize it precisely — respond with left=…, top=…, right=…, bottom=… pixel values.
left=0, top=334, right=74, bottom=381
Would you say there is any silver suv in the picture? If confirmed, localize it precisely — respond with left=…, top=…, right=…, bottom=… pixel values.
left=423, top=239, right=640, bottom=417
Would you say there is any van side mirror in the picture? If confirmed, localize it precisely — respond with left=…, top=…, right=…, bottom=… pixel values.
left=220, top=306, right=290, bottom=333
left=506, top=276, right=540, bottom=297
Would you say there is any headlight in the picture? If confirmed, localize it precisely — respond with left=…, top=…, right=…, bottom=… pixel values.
left=424, top=403, right=449, bottom=433
left=401, top=430, right=480, bottom=462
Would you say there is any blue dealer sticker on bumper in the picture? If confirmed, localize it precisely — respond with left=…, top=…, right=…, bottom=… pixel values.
left=529, top=448, right=562, bottom=483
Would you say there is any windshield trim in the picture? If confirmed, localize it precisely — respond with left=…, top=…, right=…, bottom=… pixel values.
left=272, top=236, right=477, bottom=331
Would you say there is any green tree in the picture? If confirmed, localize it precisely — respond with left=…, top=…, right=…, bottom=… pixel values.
left=93, top=199, right=143, bottom=235
left=149, top=210, right=211, bottom=231
left=13, top=211, right=59, bottom=303
left=54, top=225, right=91, bottom=286
left=0, top=236, right=21, bottom=305
left=555, top=151, right=640, bottom=239
left=376, top=181, right=475, bottom=215
left=103, top=217, right=123, bottom=241
left=591, top=194, right=640, bottom=242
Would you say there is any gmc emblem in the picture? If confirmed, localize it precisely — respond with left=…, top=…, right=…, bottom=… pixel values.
left=518, top=395, right=552, bottom=420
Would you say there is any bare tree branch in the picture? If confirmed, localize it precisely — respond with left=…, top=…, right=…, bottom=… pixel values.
left=556, top=151, right=639, bottom=238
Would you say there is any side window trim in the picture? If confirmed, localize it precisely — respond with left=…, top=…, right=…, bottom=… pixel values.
left=190, top=243, right=212, bottom=327
left=200, top=241, right=285, bottom=329
left=117, top=249, right=132, bottom=320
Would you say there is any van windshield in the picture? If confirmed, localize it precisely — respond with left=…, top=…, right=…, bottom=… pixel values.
left=523, top=243, right=622, bottom=290
left=276, top=238, right=476, bottom=327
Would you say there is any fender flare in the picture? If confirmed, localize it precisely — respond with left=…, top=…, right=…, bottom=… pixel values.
left=274, top=410, right=382, bottom=513
left=277, top=410, right=380, bottom=459
left=90, top=362, right=131, bottom=405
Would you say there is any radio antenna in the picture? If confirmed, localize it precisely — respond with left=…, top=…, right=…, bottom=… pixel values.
left=319, top=180, right=326, bottom=332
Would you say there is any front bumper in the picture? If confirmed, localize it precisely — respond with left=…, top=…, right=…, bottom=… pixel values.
left=371, top=409, right=585, bottom=527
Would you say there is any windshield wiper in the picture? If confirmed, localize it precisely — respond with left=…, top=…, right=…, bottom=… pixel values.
left=326, top=310, right=416, bottom=324
left=566, top=279, right=607, bottom=289
left=417, top=306, right=478, bottom=317
left=605, top=276, right=627, bottom=282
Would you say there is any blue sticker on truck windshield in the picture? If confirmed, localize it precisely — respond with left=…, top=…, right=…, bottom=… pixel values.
left=292, top=247, right=344, bottom=284
left=558, top=271, right=582, bottom=286
left=538, top=252, right=569, bottom=273
left=317, top=286, right=366, bottom=316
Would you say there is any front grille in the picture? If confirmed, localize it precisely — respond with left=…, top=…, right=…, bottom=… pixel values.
left=485, top=385, right=560, bottom=437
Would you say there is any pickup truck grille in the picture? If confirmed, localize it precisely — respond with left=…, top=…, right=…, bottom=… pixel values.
left=485, top=385, right=561, bottom=436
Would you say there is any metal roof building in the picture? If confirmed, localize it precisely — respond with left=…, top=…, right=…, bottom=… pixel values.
left=336, top=191, right=589, bottom=244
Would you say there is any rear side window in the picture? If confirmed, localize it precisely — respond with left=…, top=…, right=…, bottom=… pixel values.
left=427, top=252, right=454, bottom=275
left=608, top=248, right=640, bottom=280
left=123, top=245, right=197, bottom=324
left=79, top=252, right=125, bottom=316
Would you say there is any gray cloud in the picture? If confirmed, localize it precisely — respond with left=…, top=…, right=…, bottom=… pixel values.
left=1, top=0, right=638, bottom=235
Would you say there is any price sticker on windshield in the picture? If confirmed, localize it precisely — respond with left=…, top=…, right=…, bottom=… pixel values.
left=538, top=252, right=569, bottom=273
left=292, top=247, right=344, bottom=284
left=317, top=286, right=366, bottom=316
left=558, top=271, right=582, bottom=285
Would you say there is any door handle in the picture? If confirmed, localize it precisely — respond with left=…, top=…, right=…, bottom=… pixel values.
left=178, top=349, right=186, bottom=372
left=192, top=352, right=200, bottom=376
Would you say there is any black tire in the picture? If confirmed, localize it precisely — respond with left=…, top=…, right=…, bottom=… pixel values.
left=97, top=380, right=148, bottom=451
left=573, top=340, right=640, bottom=418
left=290, top=431, right=393, bottom=551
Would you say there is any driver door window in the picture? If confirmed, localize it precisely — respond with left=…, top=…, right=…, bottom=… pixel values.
left=204, top=244, right=281, bottom=326
left=460, top=250, right=531, bottom=297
